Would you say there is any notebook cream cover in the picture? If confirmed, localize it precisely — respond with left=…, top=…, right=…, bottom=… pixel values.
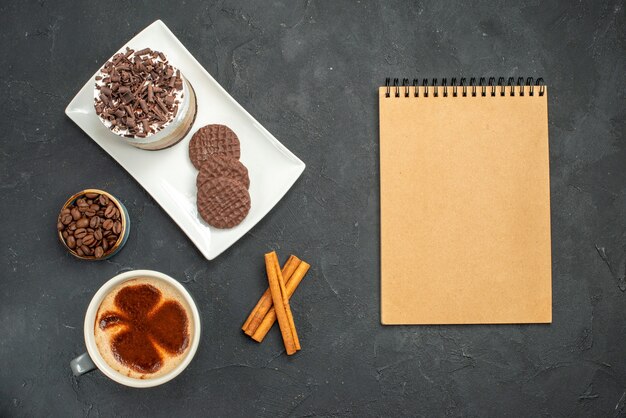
left=379, top=80, right=552, bottom=324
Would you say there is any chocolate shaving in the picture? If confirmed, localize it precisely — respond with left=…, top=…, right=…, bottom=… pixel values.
left=155, top=97, right=168, bottom=114
left=138, top=82, right=148, bottom=96
left=152, top=106, right=167, bottom=122
left=99, top=93, right=111, bottom=106
left=121, top=90, right=134, bottom=104
left=139, top=99, right=149, bottom=114
left=134, top=48, right=151, bottom=56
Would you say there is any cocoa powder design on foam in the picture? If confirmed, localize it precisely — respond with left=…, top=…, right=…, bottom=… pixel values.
left=98, top=283, right=189, bottom=374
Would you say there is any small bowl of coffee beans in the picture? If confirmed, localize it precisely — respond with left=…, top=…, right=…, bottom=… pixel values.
left=57, top=189, right=130, bottom=260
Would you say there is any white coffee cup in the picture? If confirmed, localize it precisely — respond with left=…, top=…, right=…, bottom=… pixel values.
left=70, top=270, right=201, bottom=388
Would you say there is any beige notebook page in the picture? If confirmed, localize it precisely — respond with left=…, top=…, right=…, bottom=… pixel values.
left=379, top=85, right=552, bottom=324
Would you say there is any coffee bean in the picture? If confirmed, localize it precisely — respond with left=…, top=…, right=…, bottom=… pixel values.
left=57, top=222, right=64, bottom=231
left=90, top=204, right=100, bottom=211
left=76, top=238, right=82, bottom=247
left=61, top=214, right=73, bottom=225
left=68, top=223, right=77, bottom=232
left=82, top=235, right=95, bottom=246
left=80, top=245, right=91, bottom=255
left=103, top=230, right=112, bottom=237
left=76, top=218, right=89, bottom=228
left=94, top=229, right=103, bottom=241
left=97, top=210, right=105, bottom=216
left=61, top=208, right=71, bottom=215
left=99, top=195, right=109, bottom=206
left=113, top=221, right=122, bottom=235
left=95, top=246, right=104, bottom=258
left=103, top=219, right=114, bottom=230
left=102, top=239, right=109, bottom=251
left=66, top=236, right=76, bottom=249
left=85, top=209, right=96, bottom=217
left=62, top=230, right=69, bottom=239
left=75, top=228, right=87, bottom=238
left=104, top=205, right=116, bottom=219
left=85, top=193, right=99, bottom=199
left=90, top=216, right=100, bottom=228
left=76, top=248, right=84, bottom=256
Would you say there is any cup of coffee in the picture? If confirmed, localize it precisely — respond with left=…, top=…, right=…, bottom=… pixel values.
left=70, top=270, right=201, bottom=387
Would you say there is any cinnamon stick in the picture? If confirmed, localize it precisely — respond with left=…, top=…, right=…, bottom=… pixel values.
left=265, top=251, right=299, bottom=355
left=242, top=255, right=300, bottom=335
left=272, top=254, right=300, bottom=351
left=251, top=260, right=310, bottom=342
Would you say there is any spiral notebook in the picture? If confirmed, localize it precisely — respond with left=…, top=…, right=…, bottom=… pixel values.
left=380, top=77, right=552, bottom=325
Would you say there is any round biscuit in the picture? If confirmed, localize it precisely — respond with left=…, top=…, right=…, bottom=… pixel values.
left=196, top=155, right=250, bottom=190
left=189, top=124, right=241, bottom=170
left=197, top=177, right=250, bottom=229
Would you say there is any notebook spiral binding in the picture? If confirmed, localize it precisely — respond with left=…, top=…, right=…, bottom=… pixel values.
left=384, top=77, right=545, bottom=98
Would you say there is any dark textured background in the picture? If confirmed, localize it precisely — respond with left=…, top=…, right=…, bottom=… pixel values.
left=1, top=1, right=625, bottom=417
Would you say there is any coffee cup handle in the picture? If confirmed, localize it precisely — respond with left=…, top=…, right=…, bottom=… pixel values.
left=70, top=352, right=97, bottom=376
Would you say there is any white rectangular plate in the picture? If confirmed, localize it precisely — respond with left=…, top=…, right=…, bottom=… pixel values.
left=66, top=20, right=305, bottom=260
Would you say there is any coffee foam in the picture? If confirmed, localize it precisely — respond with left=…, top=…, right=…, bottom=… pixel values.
left=94, top=277, right=194, bottom=380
